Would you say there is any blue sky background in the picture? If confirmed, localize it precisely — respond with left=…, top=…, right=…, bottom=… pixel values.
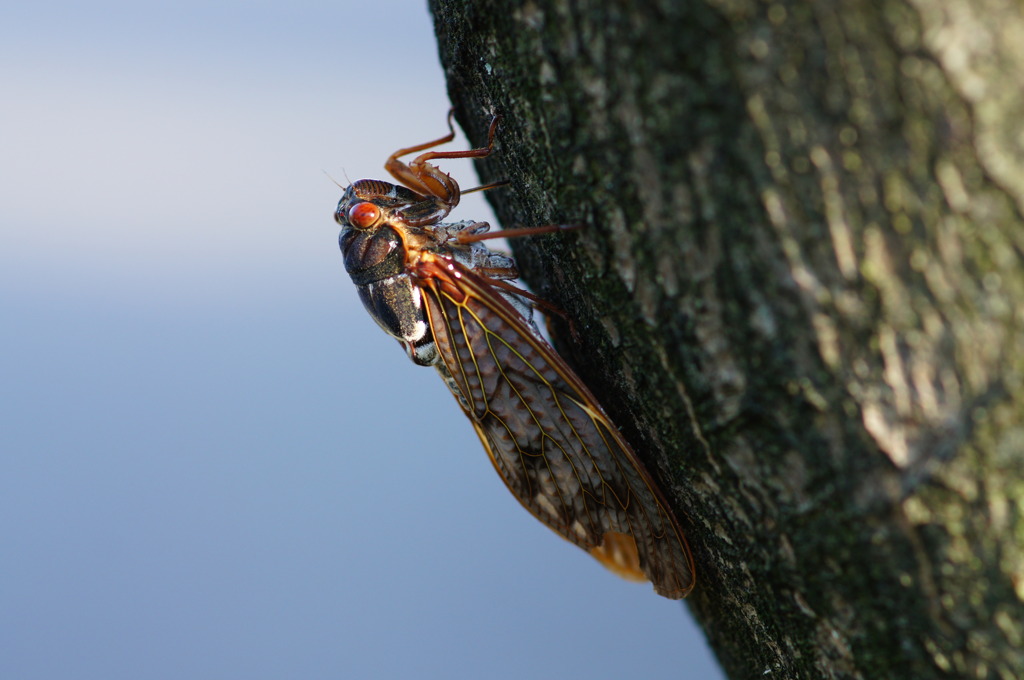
left=1, top=2, right=723, bottom=678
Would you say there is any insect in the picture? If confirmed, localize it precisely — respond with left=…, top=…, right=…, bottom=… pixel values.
left=333, top=113, right=695, bottom=598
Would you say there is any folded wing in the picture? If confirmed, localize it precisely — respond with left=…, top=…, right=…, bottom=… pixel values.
left=419, top=259, right=694, bottom=598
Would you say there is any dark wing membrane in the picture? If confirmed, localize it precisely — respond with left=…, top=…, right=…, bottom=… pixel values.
left=419, top=259, right=694, bottom=598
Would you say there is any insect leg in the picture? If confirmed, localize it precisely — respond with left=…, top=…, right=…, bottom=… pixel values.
left=383, top=113, right=502, bottom=208
left=384, top=111, right=460, bottom=199
left=461, top=179, right=510, bottom=195
left=482, top=277, right=577, bottom=332
left=410, top=114, right=501, bottom=165
left=454, top=222, right=584, bottom=245
left=385, top=110, right=458, bottom=168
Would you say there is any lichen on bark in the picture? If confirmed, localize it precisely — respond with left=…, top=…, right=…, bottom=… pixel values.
left=429, top=0, right=1024, bottom=677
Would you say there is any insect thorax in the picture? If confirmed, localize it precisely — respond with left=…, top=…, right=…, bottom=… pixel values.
left=338, top=216, right=539, bottom=368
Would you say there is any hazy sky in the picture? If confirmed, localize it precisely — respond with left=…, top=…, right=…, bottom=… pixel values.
left=1, top=2, right=723, bottom=678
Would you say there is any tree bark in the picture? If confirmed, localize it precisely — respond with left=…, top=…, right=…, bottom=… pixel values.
left=429, top=0, right=1024, bottom=678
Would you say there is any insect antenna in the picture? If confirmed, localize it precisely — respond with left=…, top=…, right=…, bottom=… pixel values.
left=322, top=169, right=350, bottom=190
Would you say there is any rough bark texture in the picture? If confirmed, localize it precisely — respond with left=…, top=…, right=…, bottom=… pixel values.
left=428, top=1, right=1024, bottom=678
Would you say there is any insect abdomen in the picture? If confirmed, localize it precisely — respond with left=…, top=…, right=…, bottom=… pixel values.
left=341, top=226, right=436, bottom=365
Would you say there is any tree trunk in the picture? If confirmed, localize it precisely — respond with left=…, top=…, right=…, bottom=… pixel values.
left=429, top=0, right=1024, bottom=677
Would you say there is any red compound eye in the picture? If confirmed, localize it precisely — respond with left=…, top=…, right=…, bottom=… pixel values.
left=348, top=202, right=381, bottom=229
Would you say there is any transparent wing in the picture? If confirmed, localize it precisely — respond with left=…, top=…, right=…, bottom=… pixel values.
left=418, top=259, right=694, bottom=598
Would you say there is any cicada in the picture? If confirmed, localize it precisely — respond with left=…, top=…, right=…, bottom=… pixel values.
left=333, top=113, right=695, bottom=598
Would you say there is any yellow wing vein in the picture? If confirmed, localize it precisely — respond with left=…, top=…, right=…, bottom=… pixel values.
left=416, top=259, right=694, bottom=597
left=455, top=293, right=616, bottom=531
left=447, top=289, right=587, bottom=539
